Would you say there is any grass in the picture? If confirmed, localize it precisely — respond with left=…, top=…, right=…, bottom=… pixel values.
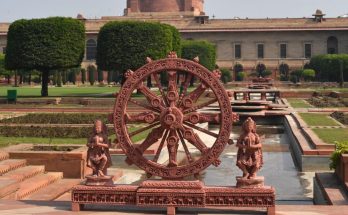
left=312, top=128, right=348, bottom=144
left=0, top=86, right=119, bottom=97
left=287, top=98, right=312, bottom=108
left=0, top=136, right=86, bottom=148
left=299, top=113, right=340, bottom=126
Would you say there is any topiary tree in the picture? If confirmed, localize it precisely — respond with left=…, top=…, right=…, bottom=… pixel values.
left=236, top=71, right=246, bottom=81
left=0, top=54, right=14, bottom=84
left=5, top=17, right=85, bottom=96
left=279, top=63, right=290, bottom=78
left=87, top=65, right=96, bottom=86
left=302, top=69, right=316, bottom=82
left=97, top=69, right=103, bottom=83
left=81, top=68, right=86, bottom=84
left=97, top=21, right=180, bottom=87
left=220, top=68, right=232, bottom=84
left=181, top=40, right=216, bottom=71
left=256, top=63, right=266, bottom=77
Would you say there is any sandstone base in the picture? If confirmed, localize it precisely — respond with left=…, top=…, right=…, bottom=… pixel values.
left=85, top=175, right=113, bottom=186
left=236, top=176, right=264, bottom=188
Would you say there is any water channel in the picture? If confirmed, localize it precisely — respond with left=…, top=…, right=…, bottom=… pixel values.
left=114, top=118, right=315, bottom=205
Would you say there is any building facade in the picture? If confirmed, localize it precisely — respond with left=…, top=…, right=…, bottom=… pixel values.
left=1, top=1, right=348, bottom=79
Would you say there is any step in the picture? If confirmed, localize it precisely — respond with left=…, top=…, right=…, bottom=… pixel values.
left=0, top=151, right=9, bottom=161
left=0, top=159, right=27, bottom=175
left=24, top=178, right=82, bottom=201
left=15, top=172, right=63, bottom=200
left=0, top=178, right=19, bottom=199
left=1, top=165, right=45, bottom=182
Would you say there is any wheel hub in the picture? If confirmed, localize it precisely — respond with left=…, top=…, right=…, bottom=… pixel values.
left=160, top=107, right=183, bottom=129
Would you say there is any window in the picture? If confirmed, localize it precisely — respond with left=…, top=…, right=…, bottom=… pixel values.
left=235, top=44, right=241, bottom=59
left=86, top=39, right=97, bottom=60
left=280, top=43, right=287, bottom=58
left=257, top=44, right=264, bottom=59
left=304, top=44, right=312, bottom=59
left=327, top=36, right=338, bottom=54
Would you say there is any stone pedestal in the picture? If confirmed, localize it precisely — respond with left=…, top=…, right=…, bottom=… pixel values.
left=236, top=176, right=264, bottom=188
left=85, top=175, right=113, bottom=186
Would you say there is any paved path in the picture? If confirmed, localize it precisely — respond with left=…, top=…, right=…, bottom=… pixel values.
left=1, top=200, right=348, bottom=215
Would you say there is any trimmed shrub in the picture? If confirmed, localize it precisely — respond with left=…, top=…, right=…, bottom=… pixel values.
left=302, top=69, right=316, bottom=81
left=309, top=54, right=348, bottom=82
left=236, top=71, right=246, bottom=81
left=0, top=113, right=109, bottom=124
left=87, top=65, right=96, bottom=85
left=330, top=141, right=348, bottom=170
left=5, top=17, right=85, bottom=96
left=261, top=70, right=272, bottom=78
left=81, top=68, right=86, bottom=84
left=181, top=40, right=216, bottom=70
left=256, top=63, right=266, bottom=77
left=98, top=69, right=103, bottom=83
left=279, top=63, right=289, bottom=77
left=220, top=68, right=231, bottom=84
left=233, top=63, right=243, bottom=73
left=97, top=21, right=179, bottom=75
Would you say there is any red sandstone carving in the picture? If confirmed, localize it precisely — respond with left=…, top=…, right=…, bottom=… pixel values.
left=72, top=53, right=275, bottom=215
left=236, top=117, right=263, bottom=180
left=86, top=120, right=113, bottom=185
left=113, top=52, right=233, bottom=179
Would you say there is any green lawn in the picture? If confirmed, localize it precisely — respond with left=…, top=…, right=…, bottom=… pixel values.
left=0, top=86, right=119, bottom=97
left=299, top=113, right=340, bottom=126
left=287, top=98, right=312, bottom=108
left=312, top=128, right=348, bottom=144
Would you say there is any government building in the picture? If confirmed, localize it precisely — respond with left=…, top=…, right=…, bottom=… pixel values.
left=1, top=0, right=348, bottom=79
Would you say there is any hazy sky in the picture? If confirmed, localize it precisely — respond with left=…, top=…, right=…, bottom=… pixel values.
left=0, top=0, right=347, bottom=22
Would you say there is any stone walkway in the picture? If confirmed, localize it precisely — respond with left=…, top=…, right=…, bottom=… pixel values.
left=0, top=200, right=348, bottom=215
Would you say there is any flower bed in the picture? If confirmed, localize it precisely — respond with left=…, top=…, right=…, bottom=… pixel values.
left=331, top=111, right=348, bottom=125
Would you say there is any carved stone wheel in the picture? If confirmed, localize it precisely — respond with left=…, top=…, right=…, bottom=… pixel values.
left=113, top=52, right=233, bottom=179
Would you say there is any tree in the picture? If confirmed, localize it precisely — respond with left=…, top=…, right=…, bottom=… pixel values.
left=5, top=17, right=85, bottom=96
left=256, top=63, right=266, bottom=77
left=97, top=69, right=103, bottom=83
left=181, top=40, right=216, bottom=71
left=97, top=21, right=180, bottom=87
left=0, top=54, right=14, bottom=84
left=279, top=63, right=290, bottom=78
left=88, top=65, right=96, bottom=86
left=220, top=68, right=232, bottom=84
left=81, top=68, right=86, bottom=84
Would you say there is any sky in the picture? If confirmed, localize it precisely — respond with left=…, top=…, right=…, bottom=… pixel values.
left=0, top=0, right=347, bottom=22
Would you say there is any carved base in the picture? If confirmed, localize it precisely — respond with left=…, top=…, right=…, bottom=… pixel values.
left=72, top=181, right=275, bottom=214
left=236, top=176, right=264, bottom=188
left=85, top=175, right=113, bottom=186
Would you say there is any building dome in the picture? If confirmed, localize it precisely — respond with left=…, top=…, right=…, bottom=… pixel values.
left=126, top=0, right=204, bottom=14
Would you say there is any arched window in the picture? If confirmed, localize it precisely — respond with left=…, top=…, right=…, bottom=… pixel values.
left=327, top=36, right=338, bottom=54
left=86, top=39, right=97, bottom=60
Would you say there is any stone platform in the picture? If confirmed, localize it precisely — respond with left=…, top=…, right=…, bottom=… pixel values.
left=71, top=180, right=275, bottom=215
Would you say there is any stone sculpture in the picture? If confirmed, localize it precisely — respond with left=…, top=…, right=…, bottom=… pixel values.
left=236, top=117, right=264, bottom=187
left=86, top=120, right=113, bottom=185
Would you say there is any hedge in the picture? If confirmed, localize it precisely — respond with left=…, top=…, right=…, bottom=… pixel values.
left=5, top=17, right=85, bottom=96
left=0, top=125, right=114, bottom=138
left=0, top=113, right=109, bottom=124
left=309, top=54, right=348, bottom=82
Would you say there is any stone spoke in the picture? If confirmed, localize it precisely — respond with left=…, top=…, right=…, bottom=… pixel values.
left=183, top=98, right=218, bottom=114
left=177, top=129, right=194, bottom=163
left=136, top=82, right=165, bottom=110
left=166, top=71, right=179, bottom=107
left=180, top=126, right=209, bottom=153
left=179, top=83, right=208, bottom=110
left=184, top=112, right=220, bottom=124
left=152, top=129, right=169, bottom=163
left=152, top=72, right=169, bottom=107
left=128, top=98, right=161, bottom=113
left=183, top=122, right=219, bottom=138
left=177, top=73, right=192, bottom=105
left=128, top=122, right=160, bottom=138
left=126, top=112, right=159, bottom=124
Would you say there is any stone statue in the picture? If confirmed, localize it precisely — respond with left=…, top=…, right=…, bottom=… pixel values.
left=87, top=120, right=112, bottom=177
left=236, top=117, right=263, bottom=180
